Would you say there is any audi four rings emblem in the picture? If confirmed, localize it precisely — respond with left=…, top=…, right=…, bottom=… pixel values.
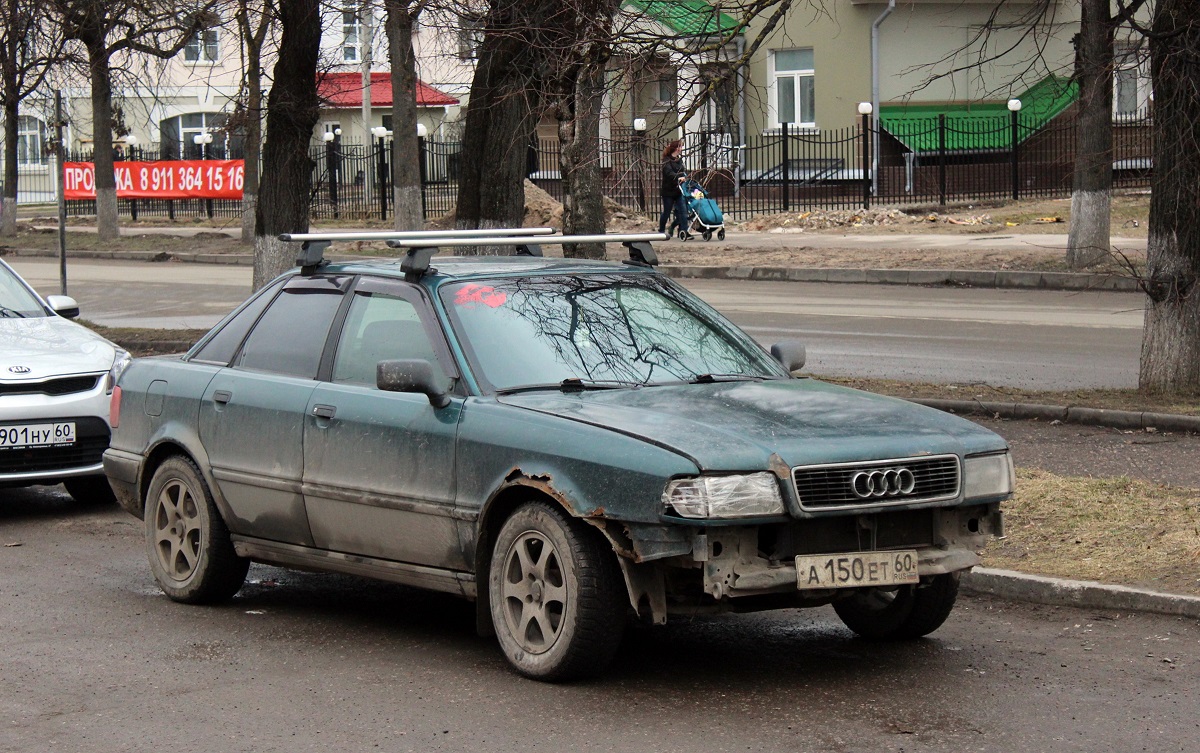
left=850, top=468, right=916, bottom=498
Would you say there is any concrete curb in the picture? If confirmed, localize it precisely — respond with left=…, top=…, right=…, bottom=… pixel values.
left=661, top=264, right=1141, bottom=291
left=2, top=247, right=1143, bottom=292
left=961, top=568, right=1200, bottom=619
left=909, top=397, right=1200, bottom=434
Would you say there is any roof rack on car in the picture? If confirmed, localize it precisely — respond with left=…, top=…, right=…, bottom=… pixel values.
left=386, top=233, right=667, bottom=279
left=279, top=227, right=557, bottom=275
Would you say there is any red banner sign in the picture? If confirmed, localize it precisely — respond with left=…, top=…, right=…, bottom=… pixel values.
left=63, top=160, right=245, bottom=200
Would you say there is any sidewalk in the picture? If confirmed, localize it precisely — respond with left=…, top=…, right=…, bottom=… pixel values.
left=17, top=224, right=1148, bottom=292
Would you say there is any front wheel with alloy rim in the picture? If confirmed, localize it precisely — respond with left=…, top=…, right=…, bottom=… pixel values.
left=489, top=502, right=625, bottom=681
left=145, top=456, right=248, bottom=604
left=832, top=572, right=961, bottom=640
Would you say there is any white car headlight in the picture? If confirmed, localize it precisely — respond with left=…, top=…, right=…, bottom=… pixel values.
left=663, top=473, right=785, bottom=519
left=106, top=349, right=132, bottom=394
left=963, top=452, right=1015, bottom=500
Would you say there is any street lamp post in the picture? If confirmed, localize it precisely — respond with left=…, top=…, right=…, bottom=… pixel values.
left=323, top=130, right=340, bottom=219
left=416, top=122, right=428, bottom=219
left=371, top=126, right=391, bottom=221
left=633, top=118, right=647, bottom=211
left=858, top=102, right=873, bottom=209
left=125, top=135, right=138, bottom=221
left=1008, top=98, right=1022, bottom=201
left=193, top=131, right=214, bottom=219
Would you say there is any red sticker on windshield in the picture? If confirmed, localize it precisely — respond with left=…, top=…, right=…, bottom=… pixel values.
left=454, top=284, right=508, bottom=308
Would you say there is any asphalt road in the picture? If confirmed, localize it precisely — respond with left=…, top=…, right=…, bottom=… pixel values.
left=2, top=485, right=1197, bottom=753
left=8, top=258, right=1145, bottom=389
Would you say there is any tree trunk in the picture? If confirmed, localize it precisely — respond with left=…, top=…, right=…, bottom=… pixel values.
left=86, top=37, right=119, bottom=241
left=1, top=97, right=17, bottom=236
left=252, top=0, right=321, bottom=290
left=455, top=0, right=558, bottom=245
left=384, top=1, right=422, bottom=231
left=558, top=61, right=606, bottom=259
left=1066, top=0, right=1114, bottom=269
left=1138, top=0, right=1200, bottom=395
left=240, top=34, right=263, bottom=244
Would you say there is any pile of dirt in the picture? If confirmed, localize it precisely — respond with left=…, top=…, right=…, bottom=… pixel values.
left=739, top=208, right=995, bottom=232
left=522, top=179, right=563, bottom=227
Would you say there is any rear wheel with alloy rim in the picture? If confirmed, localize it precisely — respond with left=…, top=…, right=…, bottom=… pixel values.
left=832, top=572, right=960, bottom=640
left=489, top=502, right=625, bottom=681
left=145, top=456, right=248, bottom=604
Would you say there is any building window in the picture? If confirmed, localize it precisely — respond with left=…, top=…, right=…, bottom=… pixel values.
left=654, top=71, right=678, bottom=109
left=343, top=1, right=360, bottom=62
left=159, top=112, right=228, bottom=159
left=1114, top=41, right=1145, bottom=120
left=458, top=12, right=485, bottom=60
left=184, top=28, right=220, bottom=63
left=17, top=116, right=49, bottom=165
left=771, top=48, right=815, bottom=128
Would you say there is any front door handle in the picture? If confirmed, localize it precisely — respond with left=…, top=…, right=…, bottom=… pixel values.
left=312, top=404, right=336, bottom=420
left=213, top=390, right=232, bottom=405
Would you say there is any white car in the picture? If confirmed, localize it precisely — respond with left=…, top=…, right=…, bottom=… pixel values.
left=1, top=259, right=129, bottom=503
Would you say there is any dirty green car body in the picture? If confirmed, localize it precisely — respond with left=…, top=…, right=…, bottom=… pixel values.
left=104, top=255, right=1010, bottom=662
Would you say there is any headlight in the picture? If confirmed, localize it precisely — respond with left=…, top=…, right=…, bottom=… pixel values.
left=963, top=452, right=1015, bottom=500
left=105, top=349, right=132, bottom=394
left=663, top=473, right=785, bottom=519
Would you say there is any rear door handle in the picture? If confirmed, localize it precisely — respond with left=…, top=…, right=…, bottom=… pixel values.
left=312, top=404, right=336, bottom=420
left=213, top=390, right=232, bottom=405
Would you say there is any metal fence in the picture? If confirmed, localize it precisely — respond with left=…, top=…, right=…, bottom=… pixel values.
left=5, top=109, right=1153, bottom=224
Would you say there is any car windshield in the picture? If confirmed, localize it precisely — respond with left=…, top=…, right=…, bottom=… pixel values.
left=0, top=263, right=47, bottom=318
left=441, top=274, right=788, bottom=392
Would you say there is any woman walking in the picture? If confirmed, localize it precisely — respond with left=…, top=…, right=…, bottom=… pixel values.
left=658, top=140, right=692, bottom=240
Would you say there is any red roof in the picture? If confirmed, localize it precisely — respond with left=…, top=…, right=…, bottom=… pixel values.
left=318, top=72, right=459, bottom=108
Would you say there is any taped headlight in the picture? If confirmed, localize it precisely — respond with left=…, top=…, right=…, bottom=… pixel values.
left=663, top=473, right=785, bottom=519
left=963, top=452, right=1015, bottom=500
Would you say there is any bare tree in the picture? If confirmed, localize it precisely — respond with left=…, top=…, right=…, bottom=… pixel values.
left=251, top=0, right=322, bottom=290
left=383, top=0, right=424, bottom=231
left=233, top=0, right=276, bottom=244
left=50, top=1, right=215, bottom=240
left=1138, top=0, right=1200, bottom=394
left=1, top=0, right=62, bottom=236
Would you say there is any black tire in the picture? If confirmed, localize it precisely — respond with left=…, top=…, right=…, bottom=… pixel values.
left=702, top=230, right=712, bottom=241
left=144, top=456, right=248, bottom=604
left=832, top=572, right=960, bottom=640
left=717, top=229, right=726, bottom=241
left=489, top=502, right=626, bottom=681
left=63, top=475, right=116, bottom=505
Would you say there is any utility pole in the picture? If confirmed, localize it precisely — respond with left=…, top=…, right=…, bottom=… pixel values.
left=361, top=0, right=373, bottom=209
left=55, top=90, right=67, bottom=295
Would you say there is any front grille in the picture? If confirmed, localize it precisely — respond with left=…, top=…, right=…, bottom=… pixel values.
left=0, top=416, right=110, bottom=475
left=793, top=455, right=960, bottom=510
left=0, top=376, right=101, bottom=397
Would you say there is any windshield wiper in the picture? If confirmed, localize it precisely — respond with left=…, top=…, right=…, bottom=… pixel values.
left=689, top=373, right=768, bottom=384
left=496, top=378, right=643, bottom=395
left=0, top=305, right=26, bottom=318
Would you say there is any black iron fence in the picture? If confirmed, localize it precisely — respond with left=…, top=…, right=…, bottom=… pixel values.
left=9, top=109, right=1151, bottom=224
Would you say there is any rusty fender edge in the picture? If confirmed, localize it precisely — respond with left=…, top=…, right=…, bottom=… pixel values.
left=488, top=469, right=685, bottom=626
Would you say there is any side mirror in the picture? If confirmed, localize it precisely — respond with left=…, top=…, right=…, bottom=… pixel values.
left=46, top=295, right=80, bottom=319
left=770, top=341, right=806, bottom=373
left=377, top=359, right=451, bottom=408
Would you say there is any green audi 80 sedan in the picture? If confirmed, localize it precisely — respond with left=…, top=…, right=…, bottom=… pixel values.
left=103, top=231, right=1012, bottom=681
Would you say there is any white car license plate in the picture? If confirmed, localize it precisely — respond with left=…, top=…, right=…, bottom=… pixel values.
left=0, top=422, right=76, bottom=450
left=795, top=550, right=920, bottom=590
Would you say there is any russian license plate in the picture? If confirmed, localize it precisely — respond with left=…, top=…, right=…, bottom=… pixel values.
left=795, top=550, right=920, bottom=590
left=0, top=422, right=76, bottom=450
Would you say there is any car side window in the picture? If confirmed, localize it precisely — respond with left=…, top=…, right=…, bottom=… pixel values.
left=190, top=278, right=285, bottom=365
left=235, top=284, right=345, bottom=379
left=332, top=291, right=440, bottom=386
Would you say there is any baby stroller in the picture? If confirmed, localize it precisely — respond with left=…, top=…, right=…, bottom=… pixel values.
left=681, top=178, right=726, bottom=241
